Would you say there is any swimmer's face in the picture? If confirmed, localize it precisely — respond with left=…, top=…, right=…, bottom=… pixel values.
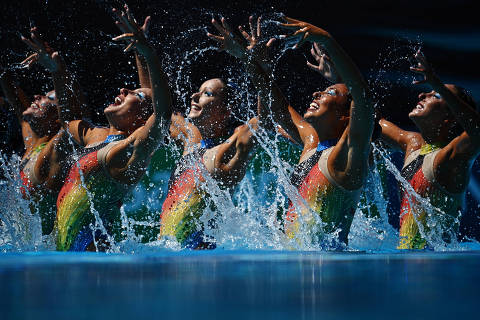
left=188, top=78, right=230, bottom=128
left=409, top=84, right=457, bottom=125
left=104, top=87, right=153, bottom=130
left=22, top=90, right=58, bottom=131
left=304, top=84, right=350, bottom=122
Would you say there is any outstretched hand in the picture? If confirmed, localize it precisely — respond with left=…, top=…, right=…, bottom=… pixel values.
left=307, top=42, right=340, bottom=83
left=278, top=16, right=330, bottom=49
left=207, top=17, right=247, bottom=59
left=112, top=4, right=153, bottom=57
left=19, top=27, right=64, bottom=73
left=238, top=16, right=276, bottom=71
left=410, top=49, right=437, bottom=85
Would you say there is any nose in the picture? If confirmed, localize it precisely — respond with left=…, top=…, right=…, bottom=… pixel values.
left=191, top=91, right=200, bottom=102
left=120, top=88, right=129, bottom=96
left=34, top=94, right=42, bottom=100
left=312, top=91, right=322, bottom=98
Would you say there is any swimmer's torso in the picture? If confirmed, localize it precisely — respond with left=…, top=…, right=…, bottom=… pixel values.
left=55, top=137, right=129, bottom=251
left=398, top=148, right=463, bottom=249
left=159, top=147, right=216, bottom=249
left=285, top=146, right=361, bottom=246
left=19, top=142, right=57, bottom=234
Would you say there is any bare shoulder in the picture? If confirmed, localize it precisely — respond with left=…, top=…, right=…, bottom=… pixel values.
left=404, top=131, right=424, bottom=159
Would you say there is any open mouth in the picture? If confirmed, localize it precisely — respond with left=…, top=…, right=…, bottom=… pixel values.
left=108, top=96, right=123, bottom=108
left=191, top=104, right=202, bottom=112
left=307, top=101, right=320, bottom=112
left=114, top=96, right=123, bottom=105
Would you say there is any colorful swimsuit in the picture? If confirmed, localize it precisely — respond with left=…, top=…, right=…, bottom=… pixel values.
left=285, top=144, right=362, bottom=246
left=19, top=142, right=56, bottom=234
left=55, top=135, right=129, bottom=251
left=159, top=146, right=216, bottom=249
left=398, top=145, right=463, bottom=249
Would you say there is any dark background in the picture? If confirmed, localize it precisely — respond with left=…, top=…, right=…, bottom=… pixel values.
left=1, top=0, right=479, bottom=240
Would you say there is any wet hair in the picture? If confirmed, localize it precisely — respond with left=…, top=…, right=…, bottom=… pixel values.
left=447, top=85, right=478, bottom=140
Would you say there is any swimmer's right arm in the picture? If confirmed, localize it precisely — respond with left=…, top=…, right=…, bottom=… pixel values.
left=378, top=118, right=423, bottom=156
left=113, top=7, right=152, bottom=89
left=19, top=28, right=87, bottom=125
left=107, top=6, right=172, bottom=183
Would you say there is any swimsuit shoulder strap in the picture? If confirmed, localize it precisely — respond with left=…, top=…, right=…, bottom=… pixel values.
left=422, top=149, right=464, bottom=197
left=318, top=146, right=361, bottom=192
left=97, top=140, right=123, bottom=170
left=403, top=148, right=422, bottom=170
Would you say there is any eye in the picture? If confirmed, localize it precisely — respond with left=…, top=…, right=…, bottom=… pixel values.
left=433, top=92, right=442, bottom=99
left=48, top=93, right=56, bottom=100
left=135, top=92, right=146, bottom=100
left=204, top=91, right=213, bottom=97
left=326, top=89, right=337, bottom=96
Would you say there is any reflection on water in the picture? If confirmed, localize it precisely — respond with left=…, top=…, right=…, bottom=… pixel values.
left=2, top=251, right=480, bottom=319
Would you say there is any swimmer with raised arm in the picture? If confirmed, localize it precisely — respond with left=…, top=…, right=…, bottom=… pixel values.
left=49, top=7, right=172, bottom=251
left=379, top=50, right=480, bottom=249
left=130, top=16, right=260, bottom=250
left=0, top=28, right=85, bottom=235
left=208, top=16, right=374, bottom=247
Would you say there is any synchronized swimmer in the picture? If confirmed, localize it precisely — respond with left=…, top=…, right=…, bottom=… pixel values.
left=0, top=5, right=478, bottom=251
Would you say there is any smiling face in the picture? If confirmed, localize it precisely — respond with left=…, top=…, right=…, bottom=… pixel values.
left=22, top=90, right=59, bottom=135
left=304, top=83, right=351, bottom=129
left=409, top=85, right=458, bottom=128
left=187, top=78, right=231, bottom=131
left=104, top=87, right=153, bottom=131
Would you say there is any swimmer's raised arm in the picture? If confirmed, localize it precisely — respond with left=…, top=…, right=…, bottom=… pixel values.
left=107, top=6, right=172, bottom=183
left=411, top=50, right=480, bottom=156
left=113, top=6, right=152, bottom=89
left=20, top=27, right=87, bottom=124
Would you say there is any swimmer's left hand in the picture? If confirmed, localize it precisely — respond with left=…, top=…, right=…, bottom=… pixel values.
left=410, top=49, right=437, bottom=85
left=278, top=17, right=331, bottom=49
left=238, top=16, right=276, bottom=72
left=112, top=4, right=153, bottom=57
left=307, top=42, right=340, bottom=83
left=207, top=17, right=247, bottom=59
left=19, top=27, right=65, bottom=73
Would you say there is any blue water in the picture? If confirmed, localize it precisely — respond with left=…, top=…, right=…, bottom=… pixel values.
left=2, top=250, right=480, bottom=320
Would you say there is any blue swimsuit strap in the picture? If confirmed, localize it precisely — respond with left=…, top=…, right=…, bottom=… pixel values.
left=103, top=134, right=126, bottom=144
left=316, top=139, right=339, bottom=152
left=200, top=136, right=229, bottom=149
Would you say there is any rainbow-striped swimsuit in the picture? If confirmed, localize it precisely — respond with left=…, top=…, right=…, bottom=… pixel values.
left=285, top=146, right=361, bottom=247
left=159, top=148, right=215, bottom=249
left=398, top=147, right=463, bottom=249
left=55, top=136, right=129, bottom=251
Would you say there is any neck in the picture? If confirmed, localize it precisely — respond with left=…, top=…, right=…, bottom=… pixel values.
left=198, top=124, right=230, bottom=140
left=311, top=118, right=344, bottom=143
left=108, top=126, right=128, bottom=137
left=24, top=128, right=55, bottom=153
left=418, top=123, right=449, bottom=145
